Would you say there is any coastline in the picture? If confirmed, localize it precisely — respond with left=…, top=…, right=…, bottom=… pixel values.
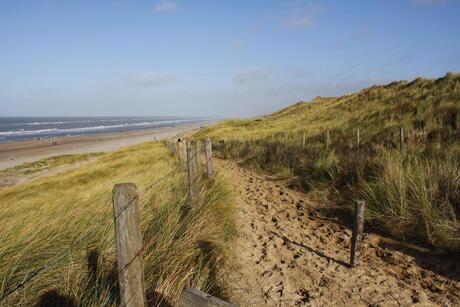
left=0, top=121, right=208, bottom=170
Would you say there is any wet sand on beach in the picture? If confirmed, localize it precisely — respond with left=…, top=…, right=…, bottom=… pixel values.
left=0, top=121, right=205, bottom=171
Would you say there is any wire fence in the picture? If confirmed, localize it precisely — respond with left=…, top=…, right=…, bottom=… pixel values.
left=0, top=224, right=100, bottom=302
left=0, top=138, right=216, bottom=306
left=0, top=135, right=373, bottom=306
left=112, top=139, right=217, bottom=306
left=214, top=123, right=458, bottom=153
left=0, top=169, right=181, bottom=302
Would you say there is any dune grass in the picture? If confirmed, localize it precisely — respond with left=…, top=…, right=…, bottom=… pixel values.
left=195, top=73, right=460, bottom=252
left=1, top=153, right=104, bottom=175
left=359, top=149, right=460, bottom=250
left=195, top=72, right=460, bottom=142
left=0, top=141, right=235, bottom=306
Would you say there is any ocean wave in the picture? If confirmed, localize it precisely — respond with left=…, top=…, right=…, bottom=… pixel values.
left=0, top=128, right=59, bottom=136
left=25, top=121, right=66, bottom=125
left=0, top=119, right=198, bottom=137
left=4, top=118, right=193, bottom=126
left=8, top=120, right=89, bottom=126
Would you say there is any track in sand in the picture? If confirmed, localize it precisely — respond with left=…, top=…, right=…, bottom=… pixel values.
left=217, top=159, right=460, bottom=306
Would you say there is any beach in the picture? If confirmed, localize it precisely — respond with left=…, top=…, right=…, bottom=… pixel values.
left=0, top=121, right=206, bottom=170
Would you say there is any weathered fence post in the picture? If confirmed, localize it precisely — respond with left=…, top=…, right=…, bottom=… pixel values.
left=205, top=138, right=214, bottom=178
left=112, top=183, right=145, bottom=307
left=171, top=142, right=177, bottom=157
left=195, top=141, right=201, bottom=174
left=326, top=130, right=330, bottom=150
left=357, top=129, right=360, bottom=148
left=272, top=133, right=275, bottom=143
left=302, top=131, right=306, bottom=148
left=285, top=132, right=288, bottom=143
left=182, top=140, right=187, bottom=162
left=175, top=141, right=181, bottom=159
left=350, top=200, right=365, bottom=267
left=186, top=143, right=197, bottom=206
left=400, top=127, right=404, bottom=152
left=179, top=287, right=236, bottom=307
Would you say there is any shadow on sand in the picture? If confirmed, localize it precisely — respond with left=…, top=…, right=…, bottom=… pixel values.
left=269, top=230, right=350, bottom=268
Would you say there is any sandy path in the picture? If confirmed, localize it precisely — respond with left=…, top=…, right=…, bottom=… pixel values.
left=217, top=159, right=460, bottom=306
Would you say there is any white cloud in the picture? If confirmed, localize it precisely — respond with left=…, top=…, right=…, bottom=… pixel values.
left=153, top=1, right=177, bottom=13
left=284, top=15, right=311, bottom=29
left=233, top=69, right=272, bottom=85
left=124, top=72, right=176, bottom=87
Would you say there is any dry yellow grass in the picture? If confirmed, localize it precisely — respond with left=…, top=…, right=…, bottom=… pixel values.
left=195, top=73, right=460, bottom=252
left=0, top=153, right=104, bottom=175
left=195, top=72, right=459, bottom=141
left=0, top=141, right=235, bottom=306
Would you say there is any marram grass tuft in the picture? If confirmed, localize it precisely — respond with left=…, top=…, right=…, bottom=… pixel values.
left=0, top=141, right=235, bottom=306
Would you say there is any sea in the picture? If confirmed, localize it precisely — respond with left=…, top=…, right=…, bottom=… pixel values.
left=0, top=117, right=208, bottom=143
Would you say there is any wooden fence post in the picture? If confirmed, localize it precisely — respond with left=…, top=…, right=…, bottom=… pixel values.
left=179, top=287, right=236, bottom=307
left=182, top=140, right=187, bottom=162
left=302, top=131, right=306, bottom=148
left=195, top=141, right=201, bottom=174
left=285, top=132, right=288, bottom=143
left=171, top=142, right=177, bottom=156
left=174, top=141, right=180, bottom=160
left=272, top=133, right=275, bottom=143
left=350, top=200, right=365, bottom=267
left=186, top=143, right=197, bottom=206
left=180, top=141, right=186, bottom=161
left=205, top=138, right=214, bottom=178
left=326, top=130, right=330, bottom=150
left=112, top=183, right=145, bottom=307
left=400, top=127, right=404, bottom=152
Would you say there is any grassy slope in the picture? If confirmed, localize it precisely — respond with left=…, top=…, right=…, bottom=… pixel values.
left=195, top=72, right=460, bottom=140
left=0, top=142, right=234, bottom=306
left=195, top=73, right=460, bottom=252
left=0, top=153, right=104, bottom=175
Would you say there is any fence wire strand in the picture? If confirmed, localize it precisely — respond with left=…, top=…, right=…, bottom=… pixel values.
left=1, top=141, right=208, bottom=303
left=0, top=231, right=91, bottom=302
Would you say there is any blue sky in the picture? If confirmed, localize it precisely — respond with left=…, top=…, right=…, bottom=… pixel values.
left=1, top=0, right=459, bottom=117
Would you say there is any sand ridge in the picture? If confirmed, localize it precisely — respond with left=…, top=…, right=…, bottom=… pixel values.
left=218, top=159, right=460, bottom=306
